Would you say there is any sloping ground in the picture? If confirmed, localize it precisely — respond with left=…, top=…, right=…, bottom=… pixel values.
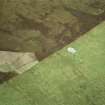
left=0, top=0, right=105, bottom=60
left=0, top=21, right=104, bottom=105
left=1, top=0, right=105, bottom=75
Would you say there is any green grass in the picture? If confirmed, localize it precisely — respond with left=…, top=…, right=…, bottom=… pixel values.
left=0, top=21, right=105, bottom=105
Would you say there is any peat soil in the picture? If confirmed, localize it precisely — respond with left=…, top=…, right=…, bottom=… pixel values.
left=36, top=9, right=105, bottom=60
